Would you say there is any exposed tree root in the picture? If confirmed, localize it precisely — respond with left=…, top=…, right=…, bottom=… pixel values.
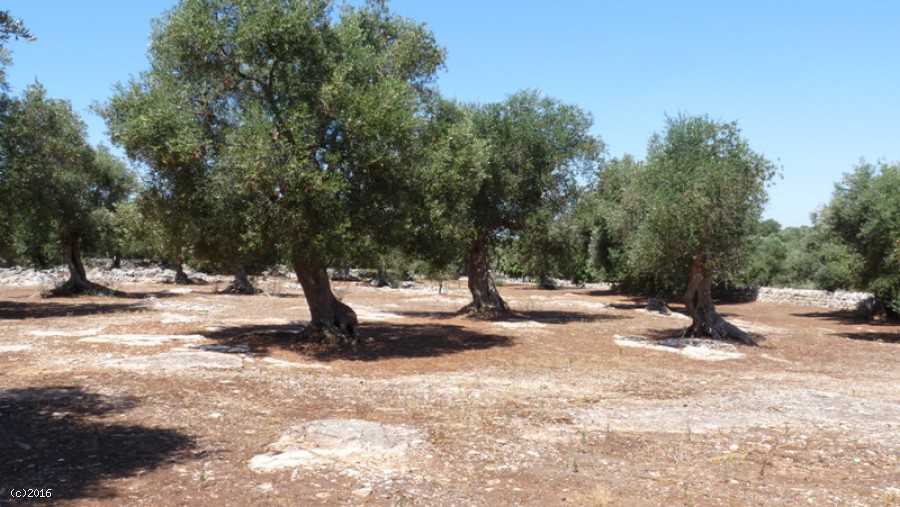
left=219, top=265, right=258, bottom=295
left=45, top=279, right=124, bottom=298
left=537, top=277, right=557, bottom=290
left=174, top=265, right=192, bottom=285
left=218, top=278, right=259, bottom=295
left=684, top=313, right=758, bottom=346
left=457, top=301, right=511, bottom=319
left=298, top=303, right=359, bottom=347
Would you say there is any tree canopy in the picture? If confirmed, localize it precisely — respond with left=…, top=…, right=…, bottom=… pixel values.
left=816, top=160, right=900, bottom=315
left=0, top=84, right=134, bottom=293
left=451, top=91, right=602, bottom=315
left=612, top=114, right=778, bottom=343
left=103, top=0, right=445, bottom=342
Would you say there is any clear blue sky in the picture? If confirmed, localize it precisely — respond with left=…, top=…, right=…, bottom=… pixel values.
left=4, top=1, right=899, bottom=227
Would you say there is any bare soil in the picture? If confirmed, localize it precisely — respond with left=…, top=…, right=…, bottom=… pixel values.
left=0, top=279, right=898, bottom=506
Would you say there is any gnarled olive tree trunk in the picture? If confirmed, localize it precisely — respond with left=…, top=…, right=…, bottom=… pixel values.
left=294, top=261, right=358, bottom=345
left=49, top=235, right=118, bottom=297
left=682, top=260, right=756, bottom=345
left=459, top=234, right=509, bottom=317
left=174, top=262, right=192, bottom=284
left=221, top=263, right=256, bottom=294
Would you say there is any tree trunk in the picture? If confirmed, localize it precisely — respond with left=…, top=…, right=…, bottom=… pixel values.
left=459, top=235, right=510, bottom=317
left=111, top=252, right=121, bottom=270
left=294, top=262, right=358, bottom=345
left=537, top=274, right=557, bottom=290
left=221, top=264, right=256, bottom=294
left=64, top=235, right=88, bottom=286
left=49, top=235, right=119, bottom=297
left=174, top=263, right=192, bottom=285
left=682, top=260, right=756, bottom=345
left=370, top=266, right=393, bottom=288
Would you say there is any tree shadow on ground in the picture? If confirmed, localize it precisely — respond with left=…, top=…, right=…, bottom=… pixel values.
left=117, top=289, right=195, bottom=300
left=791, top=310, right=899, bottom=343
left=606, top=298, right=648, bottom=311
left=583, top=289, right=620, bottom=298
left=396, top=309, right=627, bottom=324
left=0, top=301, right=147, bottom=320
left=791, top=309, right=896, bottom=325
left=838, top=331, right=900, bottom=344
left=201, top=322, right=513, bottom=362
left=0, top=387, right=197, bottom=505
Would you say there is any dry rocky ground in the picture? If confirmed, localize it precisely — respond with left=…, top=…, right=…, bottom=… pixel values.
left=0, top=273, right=898, bottom=506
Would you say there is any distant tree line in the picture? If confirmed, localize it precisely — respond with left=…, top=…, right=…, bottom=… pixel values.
left=0, top=2, right=896, bottom=347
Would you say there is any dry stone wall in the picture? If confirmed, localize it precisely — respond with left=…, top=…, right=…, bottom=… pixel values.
left=728, top=286, right=875, bottom=310
left=0, top=263, right=218, bottom=286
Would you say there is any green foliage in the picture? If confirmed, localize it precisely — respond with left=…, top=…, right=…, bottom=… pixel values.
left=470, top=90, right=601, bottom=241
left=415, top=92, right=601, bottom=286
left=579, top=155, right=644, bottom=282
left=0, top=10, right=34, bottom=91
left=103, top=0, right=445, bottom=278
left=0, top=84, right=135, bottom=268
left=390, top=97, right=486, bottom=275
left=93, top=199, right=159, bottom=262
left=816, top=160, right=900, bottom=313
left=607, top=114, right=778, bottom=296
left=496, top=196, right=602, bottom=286
left=0, top=11, right=33, bottom=42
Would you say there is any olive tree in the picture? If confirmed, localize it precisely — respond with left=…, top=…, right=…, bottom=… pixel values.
left=625, top=114, right=778, bottom=344
left=104, top=0, right=444, bottom=343
left=815, top=160, right=900, bottom=315
left=458, top=91, right=601, bottom=316
left=1, top=85, right=134, bottom=295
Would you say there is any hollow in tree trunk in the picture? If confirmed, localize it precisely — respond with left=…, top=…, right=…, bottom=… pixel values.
left=294, top=261, right=358, bottom=346
left=459, top=235, right=510, bottom=317
left=49, top=235, right=120, bottom=297
left=174, top=263, right=192, bottom=285
left=682, top=260, right=756, bottom=345
left=221, top=264, right=256, bottom=294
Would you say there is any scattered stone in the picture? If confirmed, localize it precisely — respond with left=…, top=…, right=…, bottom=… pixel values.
left=160, top=313, right=200, bottom=324
left=495, top=320, right=547, bottom=329
left=79, top=334, right=206, bottom=346
left=353, top=307, right=404, bottom=322
left=0, top=344, right=33, bottom=352
left=261, top=357, right=330, bottom=369
left=30, top=329, right=102, bottom=337
left=222, top=317, right=293, bottom=325
left=351, top=487, right=373, bottom=498
left=161, top=288, right=194, bottom=294
left=249, top=419, right=425, bottom=473
left=0, top=262, right=221, bottom=287
left=104, top=350, right=244, bottom=371
left=613, top=334, right=744, bottom=362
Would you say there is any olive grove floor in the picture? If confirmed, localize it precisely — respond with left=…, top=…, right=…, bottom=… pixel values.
left=0, top=278, right=898, bottom=506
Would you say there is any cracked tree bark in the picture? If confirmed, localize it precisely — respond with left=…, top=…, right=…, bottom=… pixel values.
left=294, top=261, right=359, bottom=346
left=459, top=234, right=510, bottom=317
left=682, top=259, right=756, bottom=346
